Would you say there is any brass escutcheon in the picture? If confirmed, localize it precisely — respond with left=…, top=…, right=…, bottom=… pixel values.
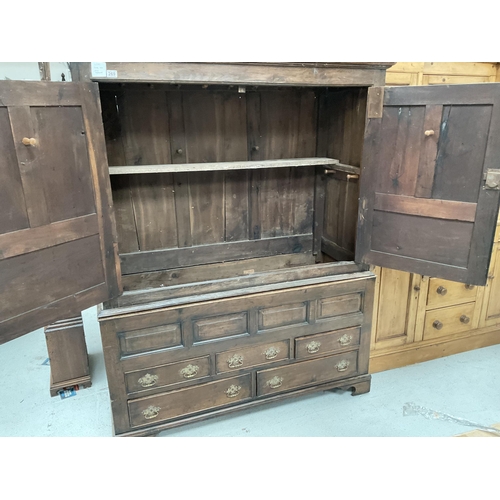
left=180, top=364, right=200, bottom=379
left=142, top=405, right=160, bottom=420
left=335, top=360, right=350, bottom=372
left=338, top=334, right=353, bottom=346
left=138, top=373, right=159, bottom=388
left=306, top=341, right=321, bottom=354
left=264, top=346, right=280, bottom=360
left=228, top=354, right=244, bottom=368
left=267, top=376, right=284, bottom=389
left=225, top=385, right=241, bottom=398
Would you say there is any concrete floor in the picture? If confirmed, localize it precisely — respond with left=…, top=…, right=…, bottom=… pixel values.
left=1, top=305, right=499, bottom=437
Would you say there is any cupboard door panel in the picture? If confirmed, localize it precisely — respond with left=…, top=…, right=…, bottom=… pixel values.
left=0, top=81, right=121, bottom=344
left=357, top=84, right=500, bottom=286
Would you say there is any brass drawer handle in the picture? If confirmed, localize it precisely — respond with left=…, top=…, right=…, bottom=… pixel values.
left=138, top=373, right=159, bottom=388
left=335, top=360, right=350, bottom=372
left=460, top=315, right=470, bottom=324
left=266, top=376, right=284, bottom=389
left=433, top=320, right=443, bottom=330
left=225, top=384, right=241, bottom=398
left=436, top=286, right=447, bottom=296
left=142, top=405, right=161, bottom=420
left=306, top=341, right=321, bottom=354
left=227, top=354, right=244, bottom=368
left=464, top=284, right=475, bottom=290
left=339, top=334, right=353, bottom=347
left=264, top=346, right=280, bottom=360
left=22, top=137, right=36, bottom=146
left=180, top=364, right=200, bottom=379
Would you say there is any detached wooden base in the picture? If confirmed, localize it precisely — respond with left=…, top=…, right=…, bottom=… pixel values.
left=44, top=315, right=92, bottom=397
left=117, top=374, right=372, bottom=437
left=49, top=374, right=92, bottom=397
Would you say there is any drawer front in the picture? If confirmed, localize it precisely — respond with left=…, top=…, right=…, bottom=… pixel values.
left=258, top=302, right=307, bottom=330
left=193, top=312, right=249, bottom=342
left=128, top=374, right=252, bottom=428
left=125, top=356, right=211, bottom=394
left=119, top=323, right=182, bottom=356
left=257, top=351, right=358, bottom=397
left=423, top=302, right=475, bottom=340
left=295, top=327, right=361, bottom=359
left=317, top=294, right=361, bottom=320
left=216, top=340, right=290, bottom=374
left=105, top=277, right=370, bottom=363
left=426, top=278, right=477, bottom=309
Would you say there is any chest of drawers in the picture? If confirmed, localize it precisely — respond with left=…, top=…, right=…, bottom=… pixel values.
left=99, top=266, right=375, bottom=436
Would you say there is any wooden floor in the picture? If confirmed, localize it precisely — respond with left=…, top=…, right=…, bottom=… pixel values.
left=456, top=423, right=500, bottom=437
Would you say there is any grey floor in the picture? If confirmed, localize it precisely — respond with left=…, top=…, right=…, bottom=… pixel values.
left=1, top=305, right=499, bottom=437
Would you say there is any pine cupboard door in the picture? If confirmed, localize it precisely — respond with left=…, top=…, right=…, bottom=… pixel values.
left=0, top=81, right=121, bottom=344
left=357, top=84, right=500, bottom=286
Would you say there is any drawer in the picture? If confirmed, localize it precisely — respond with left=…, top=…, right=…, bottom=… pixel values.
left=124, top=356, right=211, bottom=394
left=257, top=350, right=358, bottom=397
left=193, top=312, right=249, bottom=342
left=295, top=327, right=361, bottom=359
left=103, top=277, right=371, bottom=360
left=119, top=323, right=181, bottom=356
left=128, top=374, right=252, bottom=428
left=426, top=278, right=477, bottom=309
left=423, top=302, right=475, bottom=341
left=258, top=302, right=307, bottom=330
left=317, top=294, right=361, bottom=320
left=216, top=340, right=290, bottom=374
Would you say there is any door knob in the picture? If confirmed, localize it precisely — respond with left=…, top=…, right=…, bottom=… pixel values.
left=22, top=137, right=36, bottom=146
left=460, top=315, right=470, bottom=324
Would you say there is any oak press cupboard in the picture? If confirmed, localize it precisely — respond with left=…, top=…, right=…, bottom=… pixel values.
left=1, top=62, right=500, bottom=436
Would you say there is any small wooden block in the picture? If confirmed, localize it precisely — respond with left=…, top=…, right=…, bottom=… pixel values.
left=44, top=314, right=92, bottom=397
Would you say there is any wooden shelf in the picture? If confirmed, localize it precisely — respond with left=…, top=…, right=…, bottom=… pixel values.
left=108, top=157, right=340, bottom=175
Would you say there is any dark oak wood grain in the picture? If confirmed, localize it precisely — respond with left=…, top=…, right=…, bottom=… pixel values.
left=0, top=107, right=29, bottom=234
left=120, top=234, right=313, bottom=274
left=44, top=314, right=91, bottom=396
left=374, top=193, right=476, bottom=222
left=70, top=62, right=391, bottom=87
left=357, top=83, right=500, bottom=285
left=0, top=81, right=121, bottom=344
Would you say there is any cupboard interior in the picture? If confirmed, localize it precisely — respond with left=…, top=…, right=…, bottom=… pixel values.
left=99, top=83, right=367, bottom=309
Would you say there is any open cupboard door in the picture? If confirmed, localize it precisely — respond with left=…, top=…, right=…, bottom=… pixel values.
left=356, top=84, right=500, bottom=286
left=0, top=81, right=121, bottom=344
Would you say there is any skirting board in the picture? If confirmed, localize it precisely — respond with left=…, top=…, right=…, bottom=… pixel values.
left=369, top=325, right=500, bottom=373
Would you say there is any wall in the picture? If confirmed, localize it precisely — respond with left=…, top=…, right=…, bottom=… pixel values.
left=0, top=62, right=71, bottom=81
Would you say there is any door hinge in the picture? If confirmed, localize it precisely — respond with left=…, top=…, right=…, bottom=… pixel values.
left=484, top=169, right=500, bottom=190
left=367, top=87, right=384, bottom=119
